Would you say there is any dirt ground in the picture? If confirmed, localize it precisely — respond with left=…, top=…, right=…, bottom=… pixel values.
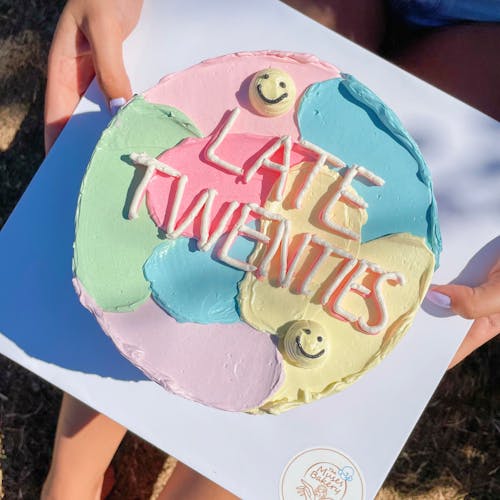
left=0, top=1, right=498, bottom=499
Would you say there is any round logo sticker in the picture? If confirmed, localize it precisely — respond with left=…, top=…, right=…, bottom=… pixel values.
left=280, top=448, right=365, bottom=500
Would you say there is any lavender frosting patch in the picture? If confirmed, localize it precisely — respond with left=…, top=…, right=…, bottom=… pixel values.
left=75, top=279, right=284, bottom=411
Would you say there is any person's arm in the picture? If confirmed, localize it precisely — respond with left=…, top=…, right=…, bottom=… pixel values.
left=44, top=0, right=143, bottom=152
left=427, top=257, right=500, bottom=368
left=42, top=2, right=142, bottom=498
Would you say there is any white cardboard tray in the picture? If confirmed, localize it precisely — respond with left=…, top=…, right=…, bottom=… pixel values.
left=1, top=1, right=499, bottom=498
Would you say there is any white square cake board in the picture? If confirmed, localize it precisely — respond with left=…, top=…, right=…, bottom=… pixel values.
left=1, top=1, right=499, bottom=498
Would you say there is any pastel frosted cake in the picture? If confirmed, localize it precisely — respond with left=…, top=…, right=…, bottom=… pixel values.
left=74, top=51, right=441, bottom=413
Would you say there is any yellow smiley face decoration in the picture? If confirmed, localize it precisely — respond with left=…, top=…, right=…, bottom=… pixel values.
left=281, top=320, right=328, bottom=369
left=249, top=68, right=297, bottom=116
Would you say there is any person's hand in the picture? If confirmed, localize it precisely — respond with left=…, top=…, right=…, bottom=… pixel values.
left=427, top=257, right=500, bottom=368
left=44, top=0, right=143, bottom=152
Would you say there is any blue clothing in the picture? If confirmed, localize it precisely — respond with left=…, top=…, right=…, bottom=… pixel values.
left=391, top=0, right=500, bottom=27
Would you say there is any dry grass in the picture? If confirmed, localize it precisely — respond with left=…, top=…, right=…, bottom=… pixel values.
left=0, top=1, right=499, bottom=499
left=0, top=431, right=4, bottom=499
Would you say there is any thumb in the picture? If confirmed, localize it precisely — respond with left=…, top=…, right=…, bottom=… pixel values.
left=82, top=15, right=133, bottom=109
left=427, top=262, right=500, bottom=319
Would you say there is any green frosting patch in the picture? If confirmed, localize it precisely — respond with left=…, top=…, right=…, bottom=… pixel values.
left=74, top=96, right=202, bottom=311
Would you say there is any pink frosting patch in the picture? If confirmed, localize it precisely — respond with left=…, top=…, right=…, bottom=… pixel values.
left=75, top=279, right=284, bottom=412
left=146, top=133, right=315, bottom=237
left=144, top=51, right=341, bottom=138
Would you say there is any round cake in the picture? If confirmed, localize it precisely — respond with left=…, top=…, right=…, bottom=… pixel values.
left=73, top=51, right=440, bottom=414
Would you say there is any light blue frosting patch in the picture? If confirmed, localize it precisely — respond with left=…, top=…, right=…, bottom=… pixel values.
left=298, top=75, right=441, bottom=264
left=144, top=236, right=255, bottom=324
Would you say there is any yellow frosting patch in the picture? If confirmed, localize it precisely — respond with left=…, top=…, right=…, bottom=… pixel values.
left=260, top=233, right=433, bottom=413
left=239, top=162, right=366, bottom=333
left=238, top=164, right=435, bottom=413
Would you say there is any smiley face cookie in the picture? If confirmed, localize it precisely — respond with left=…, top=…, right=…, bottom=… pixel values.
left=249, top=68, right=296, bottom=116
left=282, top=320, right=328, bottom=369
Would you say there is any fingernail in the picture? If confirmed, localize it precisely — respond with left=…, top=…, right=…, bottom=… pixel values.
left=109, top=97, right=127, bottom=116
left=426, top=290, right=451, bottom=308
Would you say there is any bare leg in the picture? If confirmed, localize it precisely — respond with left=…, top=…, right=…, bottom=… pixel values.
left=390, top=23, right=500, bottom=121
left=281, top=0, right=388, bottom=52
left=41, top=393, right=126, bottom=500
left=157, top=461, right=238, bottom=500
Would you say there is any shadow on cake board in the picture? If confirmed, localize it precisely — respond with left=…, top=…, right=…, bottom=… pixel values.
left=0, top=83, right=147, bottom=382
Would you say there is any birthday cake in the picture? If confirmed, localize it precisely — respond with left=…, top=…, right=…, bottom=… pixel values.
left=74, top=51, right=441, bottom=414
